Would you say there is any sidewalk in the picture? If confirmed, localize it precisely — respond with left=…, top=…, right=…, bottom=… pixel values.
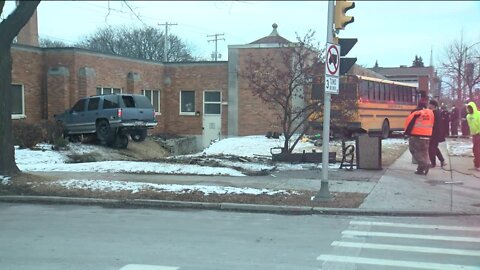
left=361, top=138, right=480, bottom=214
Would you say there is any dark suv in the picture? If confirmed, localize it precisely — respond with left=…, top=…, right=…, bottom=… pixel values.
left=55, top=94, right=157, bottom=148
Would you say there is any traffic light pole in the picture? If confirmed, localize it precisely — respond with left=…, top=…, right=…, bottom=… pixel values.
left=315, top=0, right=335, bottom=200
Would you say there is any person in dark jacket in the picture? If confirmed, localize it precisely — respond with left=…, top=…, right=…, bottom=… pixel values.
left=428, top=100, right=447, bottom=168
left=450, top=105, right=459, bottom=137
left=440, top=105, right=450, bottom=138
left=461, top=105, right=470, bottom=136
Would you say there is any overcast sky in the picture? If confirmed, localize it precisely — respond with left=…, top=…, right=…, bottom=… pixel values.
left=3, top=1, right=480, bottom=67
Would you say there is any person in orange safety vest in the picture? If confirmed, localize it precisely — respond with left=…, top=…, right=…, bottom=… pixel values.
left=404, top=105, right=434, bottom=175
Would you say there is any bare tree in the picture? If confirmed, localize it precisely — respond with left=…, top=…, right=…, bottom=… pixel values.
left=76, top=25, right=197, bottom=62
left=0, top=0, right=40, bottom=176
left=241, top=31, right=324, bottom=153
left=440, top=37, right=480, bottom=104
left=39, top=37, right=68, bottom=48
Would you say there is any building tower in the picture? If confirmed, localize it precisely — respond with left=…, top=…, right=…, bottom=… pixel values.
left=15, top=0, right=39, bottom=47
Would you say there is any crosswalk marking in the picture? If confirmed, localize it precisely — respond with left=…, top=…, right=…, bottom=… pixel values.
left=119, top=265, right=179, bottom=270
left=342, top=230, right=480, bottom=242
left=350, top=221, right=480, bottom=231
left=331, top=241, right=480, bottom=256
left=318, top=255, right=480, bottom=270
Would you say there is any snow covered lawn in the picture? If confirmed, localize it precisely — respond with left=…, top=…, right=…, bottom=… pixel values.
left=13, top=136, right=348, bottom=176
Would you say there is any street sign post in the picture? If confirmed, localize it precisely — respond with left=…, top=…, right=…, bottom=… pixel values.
left=325, top=42, right=341, bottom=94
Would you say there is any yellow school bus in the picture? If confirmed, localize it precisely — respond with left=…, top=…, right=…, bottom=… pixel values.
left=310, top=75, right=419, bottom=138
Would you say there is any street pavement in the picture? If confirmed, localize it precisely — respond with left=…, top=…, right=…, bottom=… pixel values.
left=2, top=138, right=480, bottom=215
left=1, top=203, right=479, bottom=270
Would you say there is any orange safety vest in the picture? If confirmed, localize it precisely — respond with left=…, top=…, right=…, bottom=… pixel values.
left=404, top=109, right=434, bottom=136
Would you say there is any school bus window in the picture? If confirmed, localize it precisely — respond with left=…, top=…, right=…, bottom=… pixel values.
left=385, top=84, right=391, bottom=101
left=370, top=82, right=375, bottom=100
left=360, top=81, right=368, bottom=99
left=376, top=82, right=381, bottom=101
left=379, top=84, right=385, bottom=101
left=400, top=86, right=407, bottom=103
left=399, top=86, right=404, bottom=103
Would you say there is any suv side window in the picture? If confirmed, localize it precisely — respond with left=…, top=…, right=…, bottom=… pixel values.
left=103, top=95, right=119, bottom=109
left=87, top=97, right=100, bottom=111
left=72, top=99, right=86, bottom=113
left=122, top=96, right=135, bottom=108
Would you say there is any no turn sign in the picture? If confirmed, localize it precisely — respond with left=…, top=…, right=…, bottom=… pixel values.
left=325, top=42, right=341, bottom=94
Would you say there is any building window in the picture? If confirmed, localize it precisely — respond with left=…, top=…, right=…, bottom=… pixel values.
left=204, top=91, right=221, bottom=115
left=180, top=90, right=195, bottom=115
left=142, top=89, right=160, bottom=114
left=96, top=87, right=122, bottom=95
left=11, top=84, right=25, bottom=119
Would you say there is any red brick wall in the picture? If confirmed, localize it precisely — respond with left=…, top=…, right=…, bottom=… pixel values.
left=46, top=67, right=70, bottom=120
left=11, top=46, right=44, bottom=123
left=163, top=63, right=228, bottom=135
left=236, top=48, right=286, bottom=135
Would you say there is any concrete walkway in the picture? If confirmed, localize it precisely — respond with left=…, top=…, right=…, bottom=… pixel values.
left=361, top=139, right=480, bottom=213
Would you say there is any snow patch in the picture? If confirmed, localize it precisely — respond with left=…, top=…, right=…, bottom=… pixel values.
left=1, top=176, right=11, bottom=185
left=52, top=179, right=300, bottom=196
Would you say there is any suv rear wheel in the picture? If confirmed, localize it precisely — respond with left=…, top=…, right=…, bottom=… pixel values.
left=108, top=133, right=129, bottom=149
left=131, top=129, right=147, bottom=142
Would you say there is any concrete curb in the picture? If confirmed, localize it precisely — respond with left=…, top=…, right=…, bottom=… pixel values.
left=1, top=195, right=480, bottom=216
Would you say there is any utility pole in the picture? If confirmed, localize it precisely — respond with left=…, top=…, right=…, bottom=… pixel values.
left=314, top=0, right=335, bottom=200
left=207, top=33, right=225, bottom=61
left=159, top=22, right=177, bottom=62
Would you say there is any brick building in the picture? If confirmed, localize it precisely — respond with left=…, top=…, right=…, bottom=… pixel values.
left=11, top=17, right=303, bottom=149
left=370, top=66, right=442, bottom=99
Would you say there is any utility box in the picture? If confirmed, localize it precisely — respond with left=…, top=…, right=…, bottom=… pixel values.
left=355, top=134, right=382, bottom=170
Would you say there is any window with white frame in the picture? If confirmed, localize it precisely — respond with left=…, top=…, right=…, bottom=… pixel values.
left=11, top=84, right=25, bottom=119
left=204, top=91, right=221, bottom=115
left=96, top=87, right=122, bottom=95
left=142, top=89, right=161, bottom=113
left=180, top=90, right=195, bottom=115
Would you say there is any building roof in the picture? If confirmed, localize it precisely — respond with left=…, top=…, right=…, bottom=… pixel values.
left=349, top=64, right=389, bottom=80
left=250, top=23, right=292, bottom=45
left=370, top=66, right=434, bottom=77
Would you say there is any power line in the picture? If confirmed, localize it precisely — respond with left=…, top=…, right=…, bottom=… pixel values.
left=122, top=0, right=147, bottom=27
left=207, top=33, right=225, bottom=61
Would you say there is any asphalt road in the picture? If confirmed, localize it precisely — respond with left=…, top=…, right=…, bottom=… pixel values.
left=1, top=203, right=479, bottom=270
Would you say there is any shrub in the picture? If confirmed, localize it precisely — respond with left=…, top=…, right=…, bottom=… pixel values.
left=12, top=121, right=43, bottom=149
left=38, top=120, right=68, bottom=150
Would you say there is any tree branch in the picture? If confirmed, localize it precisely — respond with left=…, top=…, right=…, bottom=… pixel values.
left=0, top=1, right=40, bottom=46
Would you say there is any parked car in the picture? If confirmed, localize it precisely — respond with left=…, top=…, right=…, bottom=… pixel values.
left=54, top=94, right=157, bottom=148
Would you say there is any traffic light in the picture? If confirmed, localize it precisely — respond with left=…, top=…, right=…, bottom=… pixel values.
left=336, top=36, right=357, bottom=75
left=335, top=0, right=355, bottom=30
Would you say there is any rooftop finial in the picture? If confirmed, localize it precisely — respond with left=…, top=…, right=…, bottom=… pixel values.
left=269, top=23, right=279, bottom=36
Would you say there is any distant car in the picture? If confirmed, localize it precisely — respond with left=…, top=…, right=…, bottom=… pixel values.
left=54, top=94, right=157, bottom=148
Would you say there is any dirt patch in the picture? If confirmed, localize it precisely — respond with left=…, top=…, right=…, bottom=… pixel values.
left=66, top=137, right=170, bottom=162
